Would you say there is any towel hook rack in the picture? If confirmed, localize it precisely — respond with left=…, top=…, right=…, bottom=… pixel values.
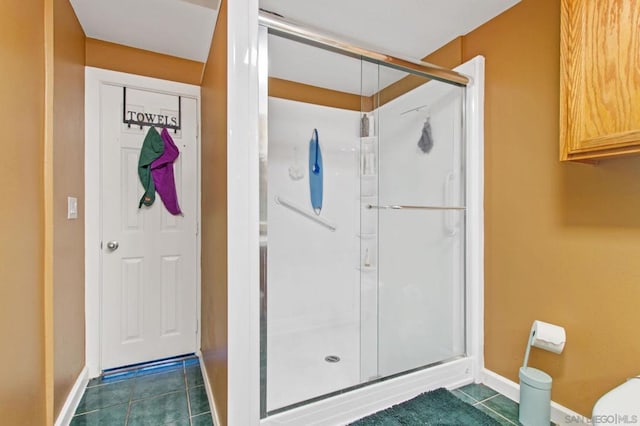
left=122, top=87, right=182, bottom=133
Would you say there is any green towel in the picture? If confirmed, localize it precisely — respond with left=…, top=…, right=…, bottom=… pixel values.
left=138, top=127, right=165, bottom=207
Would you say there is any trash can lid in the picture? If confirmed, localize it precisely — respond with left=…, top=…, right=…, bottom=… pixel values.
left=519, top=367, right=552, bottom=390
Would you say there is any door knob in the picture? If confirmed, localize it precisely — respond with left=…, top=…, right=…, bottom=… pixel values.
left=106, top=241, right=119, bottom=251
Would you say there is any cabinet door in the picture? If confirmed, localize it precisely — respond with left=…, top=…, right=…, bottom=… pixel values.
left=560, top=0, right=640, bottom=161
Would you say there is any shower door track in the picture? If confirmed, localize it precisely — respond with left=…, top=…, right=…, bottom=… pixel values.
left=265, top=354, right=467, bottom=417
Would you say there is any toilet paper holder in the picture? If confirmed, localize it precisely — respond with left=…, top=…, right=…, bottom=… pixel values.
left=523, top=320, right=566, bottom=368
left=519, top=321, right=566, bottom=426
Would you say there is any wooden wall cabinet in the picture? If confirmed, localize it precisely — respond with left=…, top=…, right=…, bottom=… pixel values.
left=560, top=0, right=640, bottom=161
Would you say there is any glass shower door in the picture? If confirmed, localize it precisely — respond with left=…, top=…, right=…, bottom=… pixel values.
left=264, top=31, right=366, bottom=413
left=261, top=19, right=470, bottom=416
left=373, top=71, right=466, bottom=377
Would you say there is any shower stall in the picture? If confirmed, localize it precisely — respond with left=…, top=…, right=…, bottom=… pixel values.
left=258, top=11, right=484, bottom=424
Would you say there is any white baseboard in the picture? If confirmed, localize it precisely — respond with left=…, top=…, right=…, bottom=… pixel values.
left=482, top=369, right=588, bottom=425
left=55, top=366, right=89, bottom=426
left=198, top=351, right=221, bottom=426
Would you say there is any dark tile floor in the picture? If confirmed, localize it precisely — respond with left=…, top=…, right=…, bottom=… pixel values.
left=453, top=383, right=520, bottom=425
left=453, top=383, right=556, bottom=426
left=71, top=357, right=212, bottom=426
left=73, top=364, right=542, bottom=426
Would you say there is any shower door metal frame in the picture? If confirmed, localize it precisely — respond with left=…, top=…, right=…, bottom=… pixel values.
left=258, top=10, right=470, bottom=87
left=258, top=24, right=270, bottom=419
left=257, top=13, right=483, bottom=421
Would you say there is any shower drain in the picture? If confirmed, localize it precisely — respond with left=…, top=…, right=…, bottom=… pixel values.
left=324, top=355, right=341, bottom=363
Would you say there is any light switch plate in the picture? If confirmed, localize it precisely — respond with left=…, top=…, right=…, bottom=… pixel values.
left=67, top=196, right=78, bottom=219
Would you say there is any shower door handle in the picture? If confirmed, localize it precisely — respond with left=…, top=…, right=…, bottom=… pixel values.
left=366, top=204, right=464, bottom=210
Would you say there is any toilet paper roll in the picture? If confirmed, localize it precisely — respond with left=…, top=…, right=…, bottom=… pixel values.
left=531, top=320, right=566, bottom=354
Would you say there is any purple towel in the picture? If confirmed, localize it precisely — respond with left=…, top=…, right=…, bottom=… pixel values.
left=151, top=128, right=182, bottom=215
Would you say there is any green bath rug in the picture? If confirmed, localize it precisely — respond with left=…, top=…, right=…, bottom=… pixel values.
left=349, top=388, right=500, bottom=425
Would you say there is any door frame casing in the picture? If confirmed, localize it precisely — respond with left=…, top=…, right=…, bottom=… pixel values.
left=85, top=67, right=202, bottom=377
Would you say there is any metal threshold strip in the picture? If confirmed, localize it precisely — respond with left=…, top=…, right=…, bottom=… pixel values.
left=367, top=204, right=466, bottom=211
left=258, top=10, right=470, bottom=87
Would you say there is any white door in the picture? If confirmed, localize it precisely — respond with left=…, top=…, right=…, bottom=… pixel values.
left=100, top=84, right=198, bottom=370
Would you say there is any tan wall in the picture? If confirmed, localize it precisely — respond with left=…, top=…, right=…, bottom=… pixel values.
left=200, top=0, right=228, bottom=424
left=86, top=38, right=205, bottom=85
left=0, top=1, right=47, bottom=424
left=376, top=37, right=463, bottom=107
left=269, top=77, right=363, bottom=111
left=461, top=0, right=640, bottom=415
left=52, top=0, right=86, bottom=419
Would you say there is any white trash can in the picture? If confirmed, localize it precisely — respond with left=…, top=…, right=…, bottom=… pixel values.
left=519, top=366, right=552, bottom=426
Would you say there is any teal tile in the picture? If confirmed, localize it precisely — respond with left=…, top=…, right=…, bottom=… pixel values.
left=451, top=389, right=477, bottom=405
left=186, top=366, right=204, bottom=388
left=191, top=412, right=213, bottom=426
left=458, top=383, right=498, bottom=402
left=75, top=380, right=133, bottom=413
left=483, top=394, right=520, bottom=423
left=128, top=391, right=189, bottom=426
left=70, top=403, right=128, bottom=425
left=87, top=378, right=102, bottom=388
left=162, top=420, right=190, bottom=426
left=87, top=372, right=136, bottom=388
left=475, top=403, right=515, bottom=426
left=189, top=385, right=210, bottom=416
left=133, top=370, right=185, bottom=400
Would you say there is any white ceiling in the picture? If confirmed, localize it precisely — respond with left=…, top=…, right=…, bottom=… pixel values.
left=265, top=0, right=520, bottom=94
left=70, top=0, right=519, bottom=90
left=70, top=0, right=219, bottom=62
left=261, top=0, right=520, bottom=60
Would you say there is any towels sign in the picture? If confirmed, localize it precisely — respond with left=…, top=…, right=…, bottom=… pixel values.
left=125, top=110, right=178, bottom=128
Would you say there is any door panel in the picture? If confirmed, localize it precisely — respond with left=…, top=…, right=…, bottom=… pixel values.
left=122, top=257, right=143, bottom=343
left=160, top=255, right=181, bottom=335
left=376, top=78, right=466, bottom=377
left=100, top=84, right=198, bottom=369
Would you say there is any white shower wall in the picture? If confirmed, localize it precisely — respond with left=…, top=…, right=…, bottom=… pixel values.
left=266, top=97, right=361, bottom=411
